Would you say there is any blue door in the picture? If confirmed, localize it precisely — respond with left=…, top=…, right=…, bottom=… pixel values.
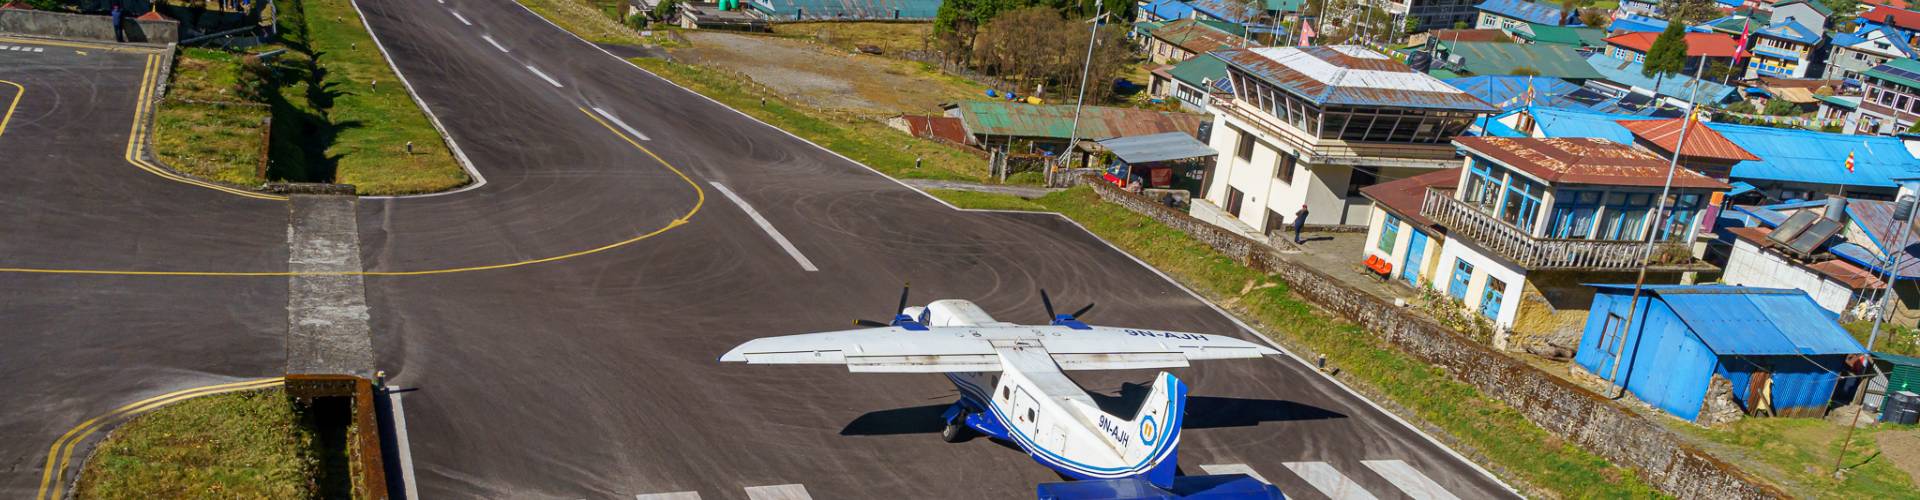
left=1401, top=231, right=1428, bottom=287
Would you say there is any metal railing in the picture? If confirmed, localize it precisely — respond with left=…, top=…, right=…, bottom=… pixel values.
left=1421, top=187, right=1698, bottom=271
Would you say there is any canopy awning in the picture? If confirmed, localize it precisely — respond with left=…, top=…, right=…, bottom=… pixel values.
left=1097, top=132, right=1218, bottom=164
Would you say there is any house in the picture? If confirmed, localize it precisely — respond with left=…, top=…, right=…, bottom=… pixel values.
left=1416, top=28, right=1514, bottom=45
left=1618, top=0, right=1660, bottom=18
left=1433, top=40, right=1605, bottom=80
left=1145, top=18, right=1250, bottom=65
left=1769, top=0, right=1832, bottom=32
left=1474, top=0, right=1574, bottom=32
left=1573, top=285, right=1868, bottom=422
left=1745, top=20, right=1828, bottom=78
left=1137, top=0, right=1196, bottom=23
left=943, top=101, right=1207, bottom=156
left=1857, top=5, right=1920, bottom=34
left=1855, top=58, right=1920, bottom=133
left=1187, top=0, right=1300, bottom=42
left=1198, top=45, right=1495, bottom=231
left=1824, top=25, right=1919, bottom=82
left=747, top=0, right=938, bottom=20
left=1602, top=32, right=1743, bottom=75
left=1585, top=53, right=1742, bottom=107
left=1359, top=167, right=1463, bottom=291
left=1390, top=0, right=1484, bottom=32
left=1411, top=137, right=1725, bottom=337
left=1445, top=76, right=1672, bottom=115
left=1150, top=53, right=1230, bottom=112
left=1614, top=116, right=1761, bottom=180
left=676, top=3, right=770, bottom=30
left=1721, top=198, right=1920, bottom=321
left=1488, top=105, right=1920, bottom=201
left=1697, top=12, right=1772, bottom=37
left=1096, top=132, right=1220, bottom=196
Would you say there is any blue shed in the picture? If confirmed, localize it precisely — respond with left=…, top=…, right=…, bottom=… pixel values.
left=1575, top=285, right=1868, bottom=421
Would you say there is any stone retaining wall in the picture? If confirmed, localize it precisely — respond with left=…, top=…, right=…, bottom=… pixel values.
left=0, top=8, right=178, bottom=44
left=1084, top=176, right=1783, bottom=499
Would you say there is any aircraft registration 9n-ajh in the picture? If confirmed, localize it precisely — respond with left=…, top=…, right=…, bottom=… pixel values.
left=721, top=287, right=1287, bottom=498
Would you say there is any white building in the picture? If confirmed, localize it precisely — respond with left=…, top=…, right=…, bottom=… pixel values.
left=1364, top=137, right=1726, bottom=339
left=1198, top=45, right=1495, bottom=232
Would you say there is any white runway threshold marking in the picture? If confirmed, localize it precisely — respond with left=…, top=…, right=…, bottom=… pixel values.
left=524, top=65, right=563, bottom=87
left=635, top=492, right=701, bottom=500
left=592, top=107, right=651, bottom=141
left=743, top=484, right=811, bottom=500
left=386, top=386, right=421, bottom=500
left=450, top=10, right=472, bottom=25
left=481, top=34, right=509, bottom=53
left=1285, top=462, right=1379, bottom=500
left=1198, top=463, right=1271, bottom=484
left=1363, top=460, right=1461, bottom=500
left=711, top=182, right=819, bottom=272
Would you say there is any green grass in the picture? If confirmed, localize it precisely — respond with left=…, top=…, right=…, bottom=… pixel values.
left=628, top=57, right=993, bottom=182
left=933, top=188, right=1664, bottom=498
left=777, top=21, right=936, bottom=56
left=294, top=0, right=468, bottom=195
left=516, top=0, right=646, bottom=46
left=152, top=48, right=274, bottom=186
left=1845, top=321, right=1920, bottom=358
left=75, top=388, right=319, bottom=499
left=1686, top=419, right=1918, bottom=499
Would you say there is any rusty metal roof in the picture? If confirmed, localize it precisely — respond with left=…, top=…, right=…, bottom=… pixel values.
left=1616, top=118, right=1761, bottom=162
left=1360, top=167, right=1463, bottom=230
left=1454, top=137, right=1730, bottom=189
left=1213, top=46, right=1496, bottom=111
left=951, top=101, right=1206, bottom=141
left=1150, top=18, right=1248, bottom=55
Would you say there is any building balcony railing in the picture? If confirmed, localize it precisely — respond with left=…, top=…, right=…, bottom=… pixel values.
left=1211, top=98, right=1460, bottom=168
left=1420, top=187, right=1708, bottom=271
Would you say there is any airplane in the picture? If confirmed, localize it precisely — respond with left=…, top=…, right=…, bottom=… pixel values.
left=720, top=286, right=1283, bottom=494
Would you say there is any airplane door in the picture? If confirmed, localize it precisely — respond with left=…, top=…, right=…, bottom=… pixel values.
left=1012, top=387, right=1039, bottom=435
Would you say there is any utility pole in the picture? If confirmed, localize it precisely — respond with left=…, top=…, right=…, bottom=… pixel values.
left=1606, top=59, right=1708, bottom=398
left=1058, top=0, right=1108, bottom=187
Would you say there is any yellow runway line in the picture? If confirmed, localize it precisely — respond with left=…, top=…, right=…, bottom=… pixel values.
left=36, top=377, right=285, bottom=500
left=0, top=80, right=22, bottom=140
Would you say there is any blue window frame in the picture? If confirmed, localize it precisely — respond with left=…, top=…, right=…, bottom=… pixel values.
left=1481, top=277, right=1506, bottom=320
left=1655, top=193, right=1705, bottom=241
left=1463, top=160, right=1502, bottom=210
left=1499, top=178, right=1544, bottom=233
left=1548, top=190, right=1602, bottom=239
left=1598, top=192, right=1654, bottom=241
left=1449, top=258, right=1474, bottom=301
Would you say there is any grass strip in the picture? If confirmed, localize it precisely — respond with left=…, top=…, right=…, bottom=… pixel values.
left=74, top=388, right=321, bottom=499
left=294, top=0, right=467, bottom=194
left=1685, top=418, right=1917, bottom=499
left=935, top=188, right=1665, bottom=498
left=516, top=0, right=646, bottom=46
left=627, top=57, right=991, bottom=182
left=152, top=48, right=275, bottom=186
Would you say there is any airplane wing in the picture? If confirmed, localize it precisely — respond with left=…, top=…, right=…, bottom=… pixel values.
left=720, top=325, right=1279, bottom=373
left=719, top=327, right=1002, bottom=373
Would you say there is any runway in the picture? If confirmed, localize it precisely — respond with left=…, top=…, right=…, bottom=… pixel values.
left=0, top=1, right=1521, bottom=497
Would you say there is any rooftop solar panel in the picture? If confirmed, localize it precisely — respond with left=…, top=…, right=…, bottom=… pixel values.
left=1769, top=210, right=1821, bottom=247
left=1787, top=217, right=1841, bottom=255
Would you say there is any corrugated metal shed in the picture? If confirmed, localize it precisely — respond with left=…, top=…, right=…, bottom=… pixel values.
left=1588, top=285, right=1866, bottom=355
left=1213, top=46, right=1496, bottom=111
left=952, top=101, right=1206, bottom=141
left=1098, top=132, right=1218, bottom=164
left=1877, top=351, right=1920, bottom=395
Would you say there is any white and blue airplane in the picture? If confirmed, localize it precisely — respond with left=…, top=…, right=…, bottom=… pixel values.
left=720, top=288, right=1281, bottom=492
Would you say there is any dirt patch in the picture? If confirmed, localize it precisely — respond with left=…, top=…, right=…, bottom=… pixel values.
left=671, top=31, right=977, bottom=115
left=1880, top=429, right=1920, bottom=485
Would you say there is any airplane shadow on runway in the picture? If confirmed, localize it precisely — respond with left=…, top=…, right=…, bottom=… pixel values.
left=839, top=387, right=1345, bottom=437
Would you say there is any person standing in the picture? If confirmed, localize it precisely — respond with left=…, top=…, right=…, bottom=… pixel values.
left=110, top=3, right=124, bottom=43
left=1292, top=204, right=1309, bottom=244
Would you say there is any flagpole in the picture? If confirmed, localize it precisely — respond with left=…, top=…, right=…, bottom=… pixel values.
left=1725, top=5, right=1754, bottom=86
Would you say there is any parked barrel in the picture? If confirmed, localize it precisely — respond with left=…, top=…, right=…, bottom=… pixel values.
left=1886, top=391, right=1920, bottom=425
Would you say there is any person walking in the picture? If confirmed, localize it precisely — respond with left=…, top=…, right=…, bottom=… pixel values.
left=110, top=3, right=125, bottom=43
left=1292, top=204, right=1309, bottom=244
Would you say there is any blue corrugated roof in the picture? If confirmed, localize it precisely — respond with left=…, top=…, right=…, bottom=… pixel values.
left=1475, top=0, right=1566, bottom=25
left=1140, top=0, right=1195, bottom=21
left=1608, top=14, right=1668, bottom=34
left=1585, top=53, right=1739, bottom=103
left=1445, top=76, right=1582, bottom=109
left=1758, top=20, right=1822, bottom=45
left=1589, top=285, right=1866, bottom=355
left=1513, top=105, right=1920, bottom=187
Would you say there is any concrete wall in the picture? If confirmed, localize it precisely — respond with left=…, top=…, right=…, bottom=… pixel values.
left=1723, top=239, right=1856, bottom=315
left=0, top=9, right=178, bottom=44
left=1086, top=177, right=1783, bottom=499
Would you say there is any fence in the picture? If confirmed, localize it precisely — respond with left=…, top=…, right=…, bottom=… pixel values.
left=1421, top=188, right=1697, bottom=270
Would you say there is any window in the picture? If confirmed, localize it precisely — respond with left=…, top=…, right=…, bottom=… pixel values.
left=1002, top=387, right=1009, bottom=399
left=1378, top=214, right=1401, bottom=253
left=1449, top=258, right=1474, bottom=301
left=1265, top=208, right=1286, bottom=235
left=1480, top=277, right=1506, bottom=320
left=1463, top=161, right=1502, bottom=210
left=1598, top=192, right=1653, bottom=240
left=1235, top=127, right=1255, bottom=161
left=1548, top=190, right=1601, bottom=239
left=1274, top=152, right=1297, bottom=184
left=1598, top=313, right=1626, bottom=354
left=1499, top=179, right=1544, bottom=233
left=1226, top=187, right=1245, bottom=217
left=1655, top=193, right=1705, bottom=241
left=1346, top=167, right=1380, bottom=198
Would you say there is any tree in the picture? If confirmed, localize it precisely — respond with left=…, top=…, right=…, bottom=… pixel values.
left=1657, top=0, right=1722, bottom=25
left=1578, top=9, right=1611, bottom=29
left=1763, top=99, right=1799, bottom=116
left=1643, top=22, right=1689, bottom=92
left=1823, top=0, right=1859, bottom=27
left=1453, top=20, right=1468, bottom=30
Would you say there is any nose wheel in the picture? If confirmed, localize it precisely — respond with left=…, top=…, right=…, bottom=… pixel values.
left=941, top=409, right=974, bottom=443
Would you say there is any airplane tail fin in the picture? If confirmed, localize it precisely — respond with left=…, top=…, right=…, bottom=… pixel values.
left=1113, top=372, right=1186, bottom=490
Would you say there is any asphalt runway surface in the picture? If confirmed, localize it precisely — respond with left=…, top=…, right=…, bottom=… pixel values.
left=0, top=1, right=1522, bottom=498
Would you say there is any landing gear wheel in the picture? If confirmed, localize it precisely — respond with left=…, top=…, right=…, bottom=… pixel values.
left=941, top=414, right=972, bottom=443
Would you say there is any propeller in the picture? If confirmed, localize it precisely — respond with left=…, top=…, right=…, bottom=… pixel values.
left=1040, top=288, right=1094, bottom=327
left=853, top=282, right=919, bottom=328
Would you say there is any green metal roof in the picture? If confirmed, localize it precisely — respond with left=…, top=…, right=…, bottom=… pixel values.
left=1521, top=24, right=1605, bottom=47
left=1879, top=351, right=1920, bottom=397
left=1813, top=93, right=1860, bottom=109
left=1442, top=41, right=1604, bottom=80
left=1866, top=58, right=1920, bottom=90
left=953, top=101, right=1206, bottom=140
left=1774, top=0, right=1832, bottom=16
left=1167, top=53, right=1228, bottom=88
